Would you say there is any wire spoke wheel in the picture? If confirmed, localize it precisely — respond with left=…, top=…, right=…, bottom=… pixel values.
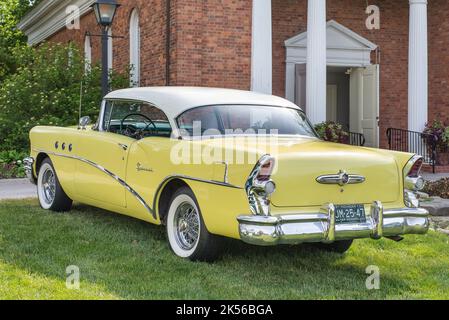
left=166, top=187, right=221, bottom=261
left=41, top=167, right=56, bottom=205
left=173, top=202, right=200, bottom=250
left=37, top=159, right=72, bottom=212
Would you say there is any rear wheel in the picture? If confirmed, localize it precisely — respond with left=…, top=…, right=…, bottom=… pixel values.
left=311, top=240, right=353, bottom=254
left=166, top=187, right=222, bottom=262
left=37, top=158, right=72, bottom=212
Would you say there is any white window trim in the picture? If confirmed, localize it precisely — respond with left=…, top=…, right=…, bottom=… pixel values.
left=84, top=34, right=92, bottom=72
left=129, top=9, right=141, bottom=87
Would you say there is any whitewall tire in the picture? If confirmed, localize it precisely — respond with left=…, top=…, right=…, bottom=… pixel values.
left=37, top=158, right=72, bottom=212
left=166, top=187, right=222, bottom=261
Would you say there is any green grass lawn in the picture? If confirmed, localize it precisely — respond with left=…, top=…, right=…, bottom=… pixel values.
left=0, top=199, right=448, bottom=300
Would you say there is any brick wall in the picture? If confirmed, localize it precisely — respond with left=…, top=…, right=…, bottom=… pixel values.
left=173, top=0, right=252, bottom=89
left=48, top=0, right=252, bottom=90
left=49, top=0, right=169, bottom=86
left=429, top=0, right=449, bottom=125
left=272, top=0, right=410, bottom=148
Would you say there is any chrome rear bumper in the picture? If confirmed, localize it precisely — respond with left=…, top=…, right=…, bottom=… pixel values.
left=237, top=202, right=429, bottom=246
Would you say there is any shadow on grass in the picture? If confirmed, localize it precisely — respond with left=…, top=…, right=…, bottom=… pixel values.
left=0, top=200, right=424, bottom=299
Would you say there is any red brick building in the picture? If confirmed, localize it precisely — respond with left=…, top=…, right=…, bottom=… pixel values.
left=18, top=0, right=444, bottom=149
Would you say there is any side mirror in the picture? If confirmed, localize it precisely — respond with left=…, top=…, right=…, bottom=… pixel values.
left=79, top=116, right=91, bottom=129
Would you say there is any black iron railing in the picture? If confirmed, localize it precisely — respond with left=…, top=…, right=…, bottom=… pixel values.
left=386, top=128, right=437, bottom=173
left=349, top=132, right=366, bottom=147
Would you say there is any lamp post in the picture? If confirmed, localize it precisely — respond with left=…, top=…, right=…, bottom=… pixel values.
left=91, top=0, right=120, bottom=97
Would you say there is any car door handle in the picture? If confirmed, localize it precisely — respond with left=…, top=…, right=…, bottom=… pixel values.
left=118, top=143, right=128, bottom=151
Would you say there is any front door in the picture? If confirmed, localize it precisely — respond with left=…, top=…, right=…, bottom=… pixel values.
left=75, top=129, right=133, bottom=207
left=350, top=64, right=379, bottom=147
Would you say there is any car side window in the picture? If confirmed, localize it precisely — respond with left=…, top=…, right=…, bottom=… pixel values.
left=103, top=100, right=172, bottom=139
left=177, top=106, right=220, bottom=136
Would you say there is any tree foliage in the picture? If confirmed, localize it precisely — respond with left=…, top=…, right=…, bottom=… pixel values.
left=0, top=43, right=132, bottom=153
left=0, top=0, right=38, bottom=80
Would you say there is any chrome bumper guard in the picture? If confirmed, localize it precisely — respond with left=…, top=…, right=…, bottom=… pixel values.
left=237, top=202, right=429, bottom=246
left=23, top=157, right=36, bottom=184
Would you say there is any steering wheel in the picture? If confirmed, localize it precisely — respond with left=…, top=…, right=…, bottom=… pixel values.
left=120, top=113, right=157, bottom=139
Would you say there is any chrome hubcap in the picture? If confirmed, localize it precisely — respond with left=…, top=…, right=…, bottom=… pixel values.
left=41, top=168, right=56, bottom=205
left=174, top=202, right=200, bottom=250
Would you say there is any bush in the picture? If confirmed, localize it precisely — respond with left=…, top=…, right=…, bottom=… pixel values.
left=0, top=150, right=27, bottom=178
left=0, top=43, right=131, bottom=154
left=314, top=121, right=349, bottom=144
left=423, top=120, right=449, bottom=152
left=423, top=178, right=449, bottom=199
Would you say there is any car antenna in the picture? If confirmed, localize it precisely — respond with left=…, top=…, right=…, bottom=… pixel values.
left=78, top=80, right=83, bottom=130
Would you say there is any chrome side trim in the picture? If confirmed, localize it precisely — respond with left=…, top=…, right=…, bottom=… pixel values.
left=34, top=149, right=243, bottom=221
left=316, top=170, right=366, bottom=186
left=33, top=149, right=156, bottom=218
left=152, top=174, right=243, bottom=220
left=214, top=161, right=229, bottom=184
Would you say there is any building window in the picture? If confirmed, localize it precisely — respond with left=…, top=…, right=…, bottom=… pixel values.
left=84, top=34, right=92, bottom=72
left=68, top=41, right=74, bottom=67
left=108, top=28, right=113, bottom=70
left=129, top=9, right=140, bottom=86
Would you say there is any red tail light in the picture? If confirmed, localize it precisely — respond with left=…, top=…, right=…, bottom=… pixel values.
left=407, top=158, right=423, bottom=178
left=257, top=158, right=275, bottom=181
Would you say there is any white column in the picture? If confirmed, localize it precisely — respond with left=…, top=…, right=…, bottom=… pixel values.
left=251, top=0, right=272, bottom=94
left=408, top=0, right=428, bottom=132
left=306, top=0, right=327, bottom=124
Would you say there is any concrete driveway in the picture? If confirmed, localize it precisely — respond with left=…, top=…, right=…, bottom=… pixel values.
left=0, top=179, right=37, bottom=200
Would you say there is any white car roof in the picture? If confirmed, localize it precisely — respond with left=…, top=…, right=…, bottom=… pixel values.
left=105, top=87, right=301, bottom=119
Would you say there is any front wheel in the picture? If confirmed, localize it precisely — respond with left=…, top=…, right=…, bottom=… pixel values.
left=166, top=187, right=222, bottom=262
left=37, top=158, right=72, bottom=212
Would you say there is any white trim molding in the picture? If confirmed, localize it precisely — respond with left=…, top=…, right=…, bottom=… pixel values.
left=285, top=20, right=377, bottom=67
left=84, top=33, right=91, bottom=72
left=408, top=0, right=428, bottom=132
left=129, top=9, right=141, bottom=87
left=18, top=0, right=95, bottom=46
left=251, top=0, right=272, bottom=94
left=285, top=20, right=378, bottom=103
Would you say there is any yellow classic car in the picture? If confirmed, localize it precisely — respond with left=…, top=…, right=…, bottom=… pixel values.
left=23, top=87, right=429, bottom=261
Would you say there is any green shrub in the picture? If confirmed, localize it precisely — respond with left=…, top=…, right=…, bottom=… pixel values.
left=0, top=150, right=27, bottom=178
left=423, top=178, right=449, bottom=199
left=0, top=43, right=131, bottom=153
left=314, top=121, right=349, bottom=144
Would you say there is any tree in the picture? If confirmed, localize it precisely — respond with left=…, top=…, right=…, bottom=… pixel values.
left=0, top=0, right=38, bottom=80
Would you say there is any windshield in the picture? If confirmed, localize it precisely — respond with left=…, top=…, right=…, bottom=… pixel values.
left=176, top=105, right=317, bottom=137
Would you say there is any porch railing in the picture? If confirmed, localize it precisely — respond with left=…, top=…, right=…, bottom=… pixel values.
left=386, top=128, right=437, bottom=173
left=348, top=132, right=366, bottom=147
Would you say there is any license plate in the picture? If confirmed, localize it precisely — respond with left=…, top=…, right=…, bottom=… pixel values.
left=335, top=204, right=366, bottom=224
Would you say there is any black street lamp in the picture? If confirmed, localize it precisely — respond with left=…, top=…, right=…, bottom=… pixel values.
left=91, top=0, right=120, bottom=97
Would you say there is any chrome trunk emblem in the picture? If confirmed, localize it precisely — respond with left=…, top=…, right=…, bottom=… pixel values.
left=316, top=170, right=365, bottom=186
